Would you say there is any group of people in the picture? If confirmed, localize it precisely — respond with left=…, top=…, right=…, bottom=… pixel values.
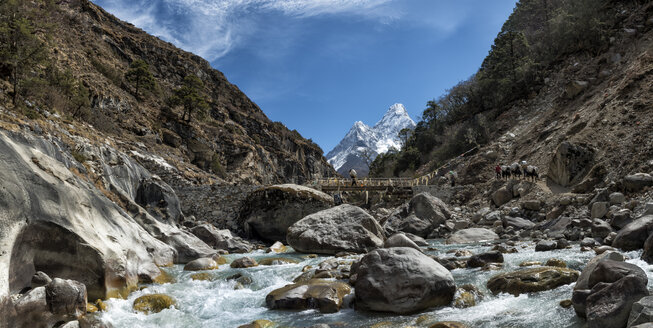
left=495, top=161, right=539, bottom=181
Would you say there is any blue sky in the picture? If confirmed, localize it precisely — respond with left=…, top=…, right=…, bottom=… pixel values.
left=92, top=0, right=518, bottom=153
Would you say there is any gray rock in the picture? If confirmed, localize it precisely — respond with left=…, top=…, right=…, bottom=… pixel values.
left=230, top=257, right=258, bottom=268
left=467, top=251, right=504, bottom=268
left=384, top=233, right=422, bottom=252
left=565, top=80, right=589, bottom=98
left=384, top=193, right=451, bottom=238
left=492, top=188, right=512, bottom=207
left=591, top=202, right=608, bottom=219
left=479, top=211, right=502, bottom=226
left=628, top=296, right=653, bottom=327
left=287, top=204, right=384, bottom=255
left=523, top=200, right=542, bottom=211
left=612, top=215, right=653, bottom=251
left=446, top=228, right=499, bottom=244
left=190, top=224, right=252, bottom=253
left=61, top=321, right=80, bottom=328
left=609, top=192, right=625, bottom=205
left=586, top=274, right=648, bottom=328
left=354, top=247, right=455, bottom=314
left=624, top=173, right=653, bottom=192
left=611, top=209, right=633, bottom=230
left=591, top=219, right=613, bottom=239
left=238, top=184, right=334, bottom=242
left=402, top=232, right=428, bottom=246
left=573, top=252, right=626, bottom=317
left=640, top=233, right=653, bottom=264
left=581, top=237, right=598, bottom=248
left=135, top=177, right=183, bottom=224
left=535, top=240, right=557, bottom=252
left=587, top=260, right=647, bottom=289
left=503, top=216, right=535, bottom=230
left=160, top=229, right=216, bottom=264
left=265, top=280, right=352, bottom=313
left=45, top=278, right=86, bottom=317
left=646, top=203, right=653, bottom=216
left=31, top=271, right=52, bottom=288
left=183, top=258, right=218, bottom=271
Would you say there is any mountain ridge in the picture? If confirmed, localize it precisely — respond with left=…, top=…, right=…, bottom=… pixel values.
left=326, top=103, right=415, bottom=177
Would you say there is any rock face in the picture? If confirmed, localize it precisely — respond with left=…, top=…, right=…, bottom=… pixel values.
left=492, top=188, right=513, bottom=207
left=612, top=215, right=653, bottom=251
left=190, top=224, right=252, bottom=253
left=286, top=204, right=385, bottom=255
left=487, top=267, right=579, bottom=296
left=265, top=279, right=352, bottom=313
left=354, top=247, right=455, bottom=314
left=384, top=193, right=451, bottom=238
left=502, top=216, right=535, bottom=230
left=0, top=131, right=176, bottom=302
left=586, top=274, right=648, bottom=328
left=446, top=228, right=499, bottom=244
left=572, top=252, right=625, bottom=317
left=238, top=184, right=334, bottom=242
left=548, top=142, right=594, bottom=187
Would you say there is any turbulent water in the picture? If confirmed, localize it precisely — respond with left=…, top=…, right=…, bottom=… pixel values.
left=101, top=241, right=653, bottom=328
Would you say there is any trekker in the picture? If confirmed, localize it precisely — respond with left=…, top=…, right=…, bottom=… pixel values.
left=349, top=169, right=357, bottom=186
left=495, top=164, right=502, bottom=180
left=448, top=170, right=456, bottom=187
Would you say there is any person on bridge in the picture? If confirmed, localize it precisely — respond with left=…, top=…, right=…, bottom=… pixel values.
left=495, top=164, right=502, bottom=180
left=349, top=169, right=357, bottom=186
left=448, top=170, right=456, bottom=187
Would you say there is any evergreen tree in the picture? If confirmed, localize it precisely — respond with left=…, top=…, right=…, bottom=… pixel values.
left=171, top=75, right=208, bottom=123
left=0, top=0, right=48, bottom=105
left=125, top=59, right=155, bottom=100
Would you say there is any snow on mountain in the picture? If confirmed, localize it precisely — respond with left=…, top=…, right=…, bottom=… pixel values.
left=326, top=103, right=416, bottom=177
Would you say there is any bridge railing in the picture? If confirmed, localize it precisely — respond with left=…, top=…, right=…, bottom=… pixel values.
left=315, top=177, right=423, bottom=188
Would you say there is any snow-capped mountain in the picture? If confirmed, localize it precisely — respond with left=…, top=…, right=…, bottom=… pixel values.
left=326, top=103, right=416, bottom=177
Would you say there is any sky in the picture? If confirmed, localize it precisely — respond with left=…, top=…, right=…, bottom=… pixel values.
left=92, top=0, right=518, bottom=153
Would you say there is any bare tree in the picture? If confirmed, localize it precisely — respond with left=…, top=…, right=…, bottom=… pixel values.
left=359, top=148, right=375, bottom=169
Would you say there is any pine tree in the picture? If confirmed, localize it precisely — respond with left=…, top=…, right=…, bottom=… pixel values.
left=0, top=0, right=48, bottom=106
left=171, top=75, right=208, bottom=123
left=125, top=59, right=155, bottom=100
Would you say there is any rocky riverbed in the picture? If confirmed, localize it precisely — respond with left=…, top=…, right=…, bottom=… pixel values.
left=97, top=241, right=652, bottom=328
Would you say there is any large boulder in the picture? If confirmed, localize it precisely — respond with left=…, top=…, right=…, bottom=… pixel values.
left=238, top=184, right=334, bottom=242
left=587, top=261, right=646, bottom=289
left=548, top=142, right=594, bottom=187
left=487, top=267, right=579, bottom=296
left=265, top=279, right=351, bottom=313
left=446, top=228, right=499, bottom=244
left=586, top=274, right=648, bottom=328
left=383, top=193, right=451, bottom=238
left=45, top=278, right=87, bottom=317
left=572, top=252, right=625, bottom=317
left=492, top=188, right=513, bottom=207
left=612, top=215, right=653, bottom=251
left=502, top=216, right=535, bottom=230
left=642, top=233, right=653, bottom=264
left=190, top=224, right=252, bottom=253
left=132, top=294, right=176, bottom=314
left=183, top=258, right=219, bottom=271
left=286, top=204, right=384, bottom=255
left=159, top=230, right=216, bottom=264
left=354, top=247, right=455, bottom=314
left=624, top=173, right=653, bottom=192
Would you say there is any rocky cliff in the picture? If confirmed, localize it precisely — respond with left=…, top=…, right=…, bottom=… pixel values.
left=24, top=0, right=335, bottom=186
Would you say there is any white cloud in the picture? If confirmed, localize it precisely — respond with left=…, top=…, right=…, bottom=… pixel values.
left=94, top=0, right=397, bottom=61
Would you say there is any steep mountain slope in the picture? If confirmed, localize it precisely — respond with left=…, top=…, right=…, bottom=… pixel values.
left=2, top=0, right=335, bottom=187
left=327, top=103, right=415, bottom=176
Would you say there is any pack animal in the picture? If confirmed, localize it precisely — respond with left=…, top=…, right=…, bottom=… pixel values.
left=510, top=163, right=522, bottom=179
left=525, top=165, right=539, bottom=181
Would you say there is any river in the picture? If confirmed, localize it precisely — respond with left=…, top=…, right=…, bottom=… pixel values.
left=101, top=241, right=653, bottom=327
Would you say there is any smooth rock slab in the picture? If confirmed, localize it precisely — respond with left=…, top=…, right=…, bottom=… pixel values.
left=265, top=279, right=351, bottom=313
left=354, top=247, right=455, bottom=314
left=487, top=267, right=579, bottom=296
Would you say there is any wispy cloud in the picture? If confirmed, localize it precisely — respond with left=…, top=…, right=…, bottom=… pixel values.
left=94, top=0, right=396, bottom=61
